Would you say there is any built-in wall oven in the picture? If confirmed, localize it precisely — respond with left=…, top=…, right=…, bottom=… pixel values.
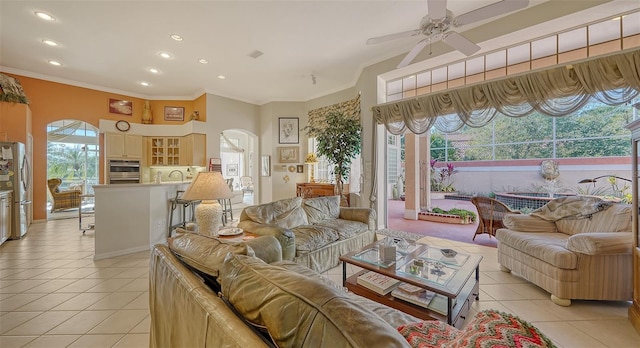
left=108, top=160, right=141, bottom=184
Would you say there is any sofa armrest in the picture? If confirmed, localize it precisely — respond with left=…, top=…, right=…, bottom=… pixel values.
left=244, top=235, right=283, bottom=264
left=566, top=232, right=633, bottom=255
left=237, top=221, right=296, bottom=261
left=503, top=214, right=557, bottom=233
left=339, top=207, right=377, bottom=229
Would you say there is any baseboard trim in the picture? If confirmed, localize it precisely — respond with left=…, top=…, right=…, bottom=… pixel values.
left=94, top=245, right=150, bottom=260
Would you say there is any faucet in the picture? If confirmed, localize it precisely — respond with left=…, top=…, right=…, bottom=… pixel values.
left=169, top=170, right=184, bottom=182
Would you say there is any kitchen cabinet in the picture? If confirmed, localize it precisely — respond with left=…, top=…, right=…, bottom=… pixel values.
left=148, top=137, right=181, bottom=166
left=180, top=133, right=206, bottom=166
left=105, top=132, right=143, bottom=159
left=0, top=191, right=11, bottom=246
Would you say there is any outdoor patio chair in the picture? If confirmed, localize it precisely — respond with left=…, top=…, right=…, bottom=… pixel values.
left=240, top=176, right=253, bottom=195
left=470, top=196, right=520, bottom=240
left=47, top=178, right=81, bottom=213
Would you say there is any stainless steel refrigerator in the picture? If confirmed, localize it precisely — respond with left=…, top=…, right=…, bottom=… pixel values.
left=0, top=142, right=31, bottom=239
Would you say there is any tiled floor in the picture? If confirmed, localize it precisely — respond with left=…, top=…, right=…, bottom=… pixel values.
left=2, top=216, right=640, bottom=347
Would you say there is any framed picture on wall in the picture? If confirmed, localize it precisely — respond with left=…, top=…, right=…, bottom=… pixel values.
left=296, top=165, right=304, bottom=173
left=278, top=146, right=299, bottom=163
left=261, top=155, right=271, bottom=177
left=226, top=164, right=238, bottom=177
left=279, top=117, right=299, bottom=144
left=164, top=106, right=185, bottom=121
left=108, top=98, right=133, bottom=116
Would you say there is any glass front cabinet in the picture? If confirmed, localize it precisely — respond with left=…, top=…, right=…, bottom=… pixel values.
left=626, top=119, right=640, bottom=334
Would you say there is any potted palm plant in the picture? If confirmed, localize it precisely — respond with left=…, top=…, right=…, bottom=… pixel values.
left=304, top=111, right=361, bottom=201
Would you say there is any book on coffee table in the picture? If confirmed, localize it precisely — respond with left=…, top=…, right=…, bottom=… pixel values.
left=357, top=271, right=401, bottom=295
left=391, top=282, right=454, bottom=315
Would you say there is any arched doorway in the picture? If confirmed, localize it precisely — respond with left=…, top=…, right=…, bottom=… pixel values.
left=220, top=129, right=258, bottom=207
left=46, top=120, right=99, bottom=219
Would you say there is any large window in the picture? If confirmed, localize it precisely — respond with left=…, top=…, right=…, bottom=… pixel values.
left=431, top=100, right=634, bottom=162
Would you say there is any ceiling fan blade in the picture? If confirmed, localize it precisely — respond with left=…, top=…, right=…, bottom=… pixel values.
left=455, top=0, right=529, bottom=26
left=397, top=39, right=429, bottom=68
left=427, top=0, right=448, bottom=20
left=366, top=29, right=422, bottom=45
left=443, top=32, right=481, bottom=56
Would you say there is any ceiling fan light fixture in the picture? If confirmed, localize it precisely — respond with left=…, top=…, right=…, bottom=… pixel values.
left=48, top=60, right=62, bottom=66
left=198, top=58, right=208, bottom=64
left=170, top=34, right=183, bottom=41
left=148, top=68, right=159, bottom=74
left=159, top=52, right=172, bottom=59
left=140, top=81, right=150, bottom=86
left=217, top=75, right=226, bottom=80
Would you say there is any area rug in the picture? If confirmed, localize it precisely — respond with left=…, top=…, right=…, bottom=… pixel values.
left=398, top=309, right=557, bottom=348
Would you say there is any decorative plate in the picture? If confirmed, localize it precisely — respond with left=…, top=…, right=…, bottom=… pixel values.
left=115, top=120, right=130, bottom=132
left=218, top=228, right=243, bottom=236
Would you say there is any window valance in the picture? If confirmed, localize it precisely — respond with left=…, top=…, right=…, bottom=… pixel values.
left=373, top=49, right=640, bottom=135
left=307, top=94, right=361, bottom=136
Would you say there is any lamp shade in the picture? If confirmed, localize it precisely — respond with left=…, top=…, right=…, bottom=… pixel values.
left=180, top=171, right=233, bottom=236
left=181, top=171, right=233, bottom=201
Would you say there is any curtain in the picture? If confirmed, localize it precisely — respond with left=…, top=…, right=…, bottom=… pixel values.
left=372, top=50, right=640, bottom=135
left=48, top=121, right=87, bottom=142
left=220, top=132, right=244, bottom=153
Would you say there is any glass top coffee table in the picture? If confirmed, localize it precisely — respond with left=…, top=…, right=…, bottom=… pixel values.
left=339, top=237, right=482, bottom=328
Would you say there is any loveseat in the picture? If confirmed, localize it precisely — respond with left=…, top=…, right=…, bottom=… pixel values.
left=238, top=195, right=376, bottom=273
left=150, top=232, right=557, bottom=347
left=496, top=196, right=633, bottom=306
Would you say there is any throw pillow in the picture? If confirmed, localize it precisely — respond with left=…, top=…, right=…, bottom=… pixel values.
left=397, top=310, right=557, bottom=348
left=219, top=253, right=412, bottom=348
left=168, top=232, right=251, bottom=277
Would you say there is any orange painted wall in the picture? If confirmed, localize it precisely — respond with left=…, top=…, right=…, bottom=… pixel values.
left=2, top=73, right=206, bottom=221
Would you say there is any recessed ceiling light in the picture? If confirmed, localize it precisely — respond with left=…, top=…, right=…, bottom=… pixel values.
left=48, top=60, right=62, bottom=66
left=42, top=39, right=59, bottom=46
left=198, top=58, right=208, bottom=64
left=159, top=52, right=172, bottom=59
left=217, top=75, right=226, bottom=80
left=35, top=11, right=55, bottom=21
left=170, top=34, right=183, bottom=41
left=140, top=82, right=150, bottom=86
left=148, top=68, right=159, bottom=74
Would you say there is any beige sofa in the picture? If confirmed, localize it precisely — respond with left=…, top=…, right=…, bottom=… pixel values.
left=496, top=197, right=633, bottom=306
left=238, top=195, right=376, bottom=273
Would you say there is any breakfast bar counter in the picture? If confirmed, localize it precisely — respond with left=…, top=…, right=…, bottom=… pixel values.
left=92, top=182, right=190, bottom=260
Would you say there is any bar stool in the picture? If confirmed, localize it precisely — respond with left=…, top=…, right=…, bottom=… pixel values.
left=219, top=198, right=233, bottom=226
left=168, top=190, right=200, bottom=236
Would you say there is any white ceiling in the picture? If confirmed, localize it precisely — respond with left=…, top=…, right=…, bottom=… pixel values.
left=0, top=1, right=631, bottom=105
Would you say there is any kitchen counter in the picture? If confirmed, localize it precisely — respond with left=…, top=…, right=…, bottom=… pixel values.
left=93, top=182, right=190, bottom=260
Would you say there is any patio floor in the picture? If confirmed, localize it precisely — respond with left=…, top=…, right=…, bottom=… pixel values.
left=387, top=198, right=498, bottom=248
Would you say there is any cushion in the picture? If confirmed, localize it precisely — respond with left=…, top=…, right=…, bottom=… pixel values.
left=302, top=195, right=341, bottom=224
left=291, top=225, right=340, bottom=252
left=495, top=231, right=577, bottom=269
left=167, top=232, right=251, bottom=277
left=315, top=219, right=368, bottom=240
left=243, top=196, right=309, bottom=228
left=398, top=310, right=556, bottom=348
left=219, top=253, right=411, bottom=348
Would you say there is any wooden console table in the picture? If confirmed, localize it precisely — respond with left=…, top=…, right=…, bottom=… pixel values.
left=296, top=183, right=349, bottom=206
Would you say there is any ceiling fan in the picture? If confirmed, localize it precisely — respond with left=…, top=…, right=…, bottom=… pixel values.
left=367, top=0, right=530, bottom=68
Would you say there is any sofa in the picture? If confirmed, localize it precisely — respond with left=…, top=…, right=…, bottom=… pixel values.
left=496, top=196, right=633, bottom=306
left=150, top=232, right=557, bottom=348
left=238, top=195, right=376, bottom=273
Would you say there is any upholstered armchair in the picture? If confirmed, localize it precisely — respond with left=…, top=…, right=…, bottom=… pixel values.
left=240, top=176, right=253, bottom=195
left=47, top=178, right=81, bottom=213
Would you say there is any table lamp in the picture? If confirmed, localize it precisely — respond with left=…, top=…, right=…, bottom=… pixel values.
left=305, top=153, right=319, bottom=183
left=181, top=171, right=233, bottom=236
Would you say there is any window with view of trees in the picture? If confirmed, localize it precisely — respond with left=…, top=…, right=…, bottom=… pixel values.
left=430, top=100, right=634, bottom=162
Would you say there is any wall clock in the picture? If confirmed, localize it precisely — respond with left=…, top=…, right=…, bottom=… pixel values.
left=115, top=120, right=130, bottom=132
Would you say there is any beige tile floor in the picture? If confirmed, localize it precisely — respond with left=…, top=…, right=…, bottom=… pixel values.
left=1, top=218, right=640, bottom=347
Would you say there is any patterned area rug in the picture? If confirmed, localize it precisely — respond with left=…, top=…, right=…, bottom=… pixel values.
left=397, top=309, right=557, bottom=348
left=377, top=229, right=426, bottom=242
